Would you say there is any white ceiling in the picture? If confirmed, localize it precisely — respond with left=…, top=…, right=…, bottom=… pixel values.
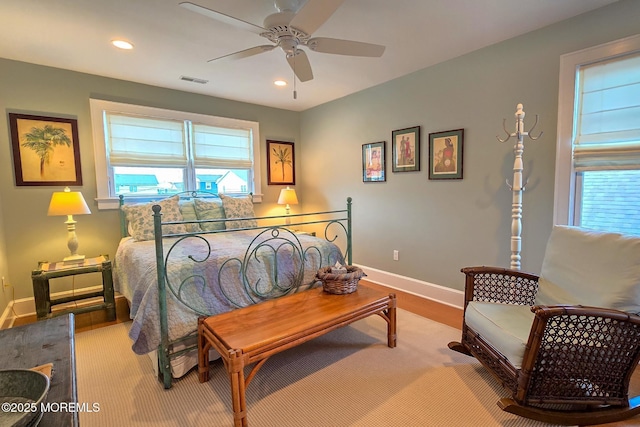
left=0, top=0, right=618, bottom=112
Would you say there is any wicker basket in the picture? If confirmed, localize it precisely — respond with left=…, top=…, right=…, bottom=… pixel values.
left=316, top=266, right=366, bottom=295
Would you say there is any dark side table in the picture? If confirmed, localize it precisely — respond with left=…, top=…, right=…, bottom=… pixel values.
left=31, top=255, right=115, bottom=321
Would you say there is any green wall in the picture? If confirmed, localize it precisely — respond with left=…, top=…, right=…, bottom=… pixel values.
left=0, top=61, right=300, bottom=309
left=1, top=0, right=639, bottom=316
left=299, top=0, right=640, bottom=292
left=0, top=187, right=8, bottom=316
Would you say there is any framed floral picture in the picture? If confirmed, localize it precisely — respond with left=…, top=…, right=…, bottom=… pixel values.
left=362, top=141, right=386, bottom=182
left=267, top=140, right=295, bottom=185
left=428, top=128, right=464, bottom=180
left=9, top=113, right=83, bottom=186
left=392, top=126, right=420, bottom=172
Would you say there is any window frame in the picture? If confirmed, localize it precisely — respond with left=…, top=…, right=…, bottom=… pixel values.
left=89, top=99, right=262, bottom=209
left=554, top=34, right=640, bottom=226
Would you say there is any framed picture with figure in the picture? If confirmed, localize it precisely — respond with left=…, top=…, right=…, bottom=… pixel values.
left=428, top=128, right=464, bottom=180
left=392, top=126, right=420, bottom=172
left=362, top=141, right=386, bottom=182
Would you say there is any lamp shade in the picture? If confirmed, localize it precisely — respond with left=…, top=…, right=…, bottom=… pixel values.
left=48, top=187, right=91, bottom=216
left=277, top=187, right=298, bottom=205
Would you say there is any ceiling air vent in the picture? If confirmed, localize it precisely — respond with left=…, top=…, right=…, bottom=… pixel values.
left=180, top=75, right=209, bottom=84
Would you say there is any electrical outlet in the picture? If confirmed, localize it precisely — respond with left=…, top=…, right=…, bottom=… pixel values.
left=393, top=250, right=399, bottom=261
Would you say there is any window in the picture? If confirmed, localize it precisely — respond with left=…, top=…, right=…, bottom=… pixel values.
left=555, top=34, right=640, bottom=235
left=90, top=99, right=262, bottom=209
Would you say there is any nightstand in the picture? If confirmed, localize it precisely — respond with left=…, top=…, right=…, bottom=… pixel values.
left=31, top=255, right=116, bottom=321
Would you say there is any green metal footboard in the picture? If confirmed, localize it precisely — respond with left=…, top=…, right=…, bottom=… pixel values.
left=138, top=195, right=353, bottom=389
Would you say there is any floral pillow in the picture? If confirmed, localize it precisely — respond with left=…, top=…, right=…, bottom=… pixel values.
left=219, top=194, right=257, bottom=229
left=193, top=198, right=226, bottom=231
left=121, top=195, right=187, bottom=241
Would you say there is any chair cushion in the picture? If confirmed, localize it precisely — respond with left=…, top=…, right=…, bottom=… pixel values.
left=535, top=225, right=640, bottom=314
left=465, top=302, right=534, bottom=369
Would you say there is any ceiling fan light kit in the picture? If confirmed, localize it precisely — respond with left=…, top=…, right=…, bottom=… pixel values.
left=179, top=0, right=385, bottom=96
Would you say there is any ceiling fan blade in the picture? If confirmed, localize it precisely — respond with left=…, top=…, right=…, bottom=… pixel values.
left=179, top=2, right=266, bottom=35
left=286, top=50, right=313, bottom=82
left=289, top=0, right=344, bottom=35
left=208, top=45, right=275, bottom=62
left=307, top=37, right=385, bottom=57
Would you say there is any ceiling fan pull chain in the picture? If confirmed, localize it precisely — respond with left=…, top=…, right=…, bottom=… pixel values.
left=293, top=52, right=297, bottom=100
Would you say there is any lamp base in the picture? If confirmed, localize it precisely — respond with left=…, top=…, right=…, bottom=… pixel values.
left=63, top=254, right=85, bottom=265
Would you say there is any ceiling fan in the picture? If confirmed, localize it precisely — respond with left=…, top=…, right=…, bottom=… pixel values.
left=179, top=0, right=385, bottom=84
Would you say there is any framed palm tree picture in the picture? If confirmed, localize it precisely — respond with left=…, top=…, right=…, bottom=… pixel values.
left=9, top=113, right=82, bottom=186
left=266, top=140, right=295, bottom=185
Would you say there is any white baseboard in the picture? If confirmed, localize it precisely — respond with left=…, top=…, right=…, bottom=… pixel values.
left=0, top=301, right=15, bottom=329
left=0, top=286, right=121, bottom=329
left=354, top=264, right=464, bottom=309
left=2, top=266, right=463, bottom=328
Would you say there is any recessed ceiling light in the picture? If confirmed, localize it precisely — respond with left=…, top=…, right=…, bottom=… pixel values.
left=274, top=80, right=287, bottom=87
left=112, top=39, right=134, bottom=50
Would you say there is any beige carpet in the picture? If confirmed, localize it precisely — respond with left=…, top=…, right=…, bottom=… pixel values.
left=75, top=309, right=560, bottom=426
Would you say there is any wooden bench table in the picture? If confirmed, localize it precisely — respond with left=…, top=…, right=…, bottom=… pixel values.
left=198, top=286, right=397, bottom=427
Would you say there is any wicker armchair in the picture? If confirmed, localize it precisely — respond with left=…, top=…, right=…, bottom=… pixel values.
left=449, top=226, right=640, bottom=425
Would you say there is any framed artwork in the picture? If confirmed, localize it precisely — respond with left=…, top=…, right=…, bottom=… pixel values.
left=428, top=128, right=464, bottom=180
left=392, top=126, right=420, bottom=172
left=9, top=113, right=83, bottom=186
left=362, top=141, right=386, bottom=182
left=267, top=140, right=295, bottom=185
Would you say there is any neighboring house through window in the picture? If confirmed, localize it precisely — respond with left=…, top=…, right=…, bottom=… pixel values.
left=555, top=34, right=640, bottom=235
left=89, top=99, right=262, bottom=209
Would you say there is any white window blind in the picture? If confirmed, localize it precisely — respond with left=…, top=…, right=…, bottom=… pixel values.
left=90, top=99, right=263, bottom=209
left=107, top=114, right=187, bottom=166
left=192, top=124, right=252, bottom=168
left=573, top=52, right=640, bottom=170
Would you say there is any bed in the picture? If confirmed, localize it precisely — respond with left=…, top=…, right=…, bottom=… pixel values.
left=114, top=192, right=352, bottom=388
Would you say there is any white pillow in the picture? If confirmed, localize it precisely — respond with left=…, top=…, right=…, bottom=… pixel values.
left=121, top=195, right=187, bottom=241
left=219, top=194, right=257, bottom=229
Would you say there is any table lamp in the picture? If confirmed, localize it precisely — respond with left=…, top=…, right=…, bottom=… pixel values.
left=48, top=187, right=91, bottom=264
left=277, top=187, right=298, bottom=225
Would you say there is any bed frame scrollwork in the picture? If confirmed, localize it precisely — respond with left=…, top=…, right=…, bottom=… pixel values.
left=119, top=193, right=353, bottom=388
